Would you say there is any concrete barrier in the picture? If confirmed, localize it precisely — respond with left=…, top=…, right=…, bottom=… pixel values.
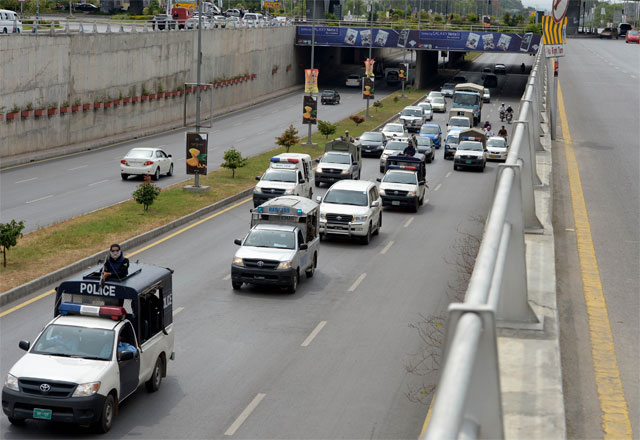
left=0, top=27, right=302, bottom=158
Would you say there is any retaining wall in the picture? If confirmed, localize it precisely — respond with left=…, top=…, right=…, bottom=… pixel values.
left=0, top=27, right=301, bottom=158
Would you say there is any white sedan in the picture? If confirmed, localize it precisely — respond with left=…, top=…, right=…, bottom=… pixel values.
left=486, top=136, right=508, bottom=161
left=430, top=96, right=447, bottom=112
left=381, top=123, right=406, bottom=140
left=418, top=102, right=433, bottom=120
left=345, top=74, right=362, bottom=87
left=426, top=91, right=443, bottom=103
left=120, top=147, right=174, bottom=181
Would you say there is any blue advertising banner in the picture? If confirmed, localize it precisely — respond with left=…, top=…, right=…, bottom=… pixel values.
left=295, top=26, right=540, bottom=53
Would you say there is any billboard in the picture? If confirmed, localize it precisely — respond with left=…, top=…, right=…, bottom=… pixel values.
left=302, top=96, right=317, bottom=125
left=362, top=77, right=374, bottom=99
left=296, top=26, right=541, bottom=53
left=186, top=132, right=208, bottom=175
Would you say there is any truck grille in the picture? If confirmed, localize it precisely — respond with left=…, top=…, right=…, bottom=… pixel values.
left=243, top=259, right=280, bottom=269
left=386, top=190, right=408, bottom=197
left=460, top=155, right=478, bottom=160
left=326, top=213, right=353, bottom=224
left=19, top=379, right=77, bottom=398
left=321, top=168, right=342, bottom=174
left=261, top=188, right=285, bottom=195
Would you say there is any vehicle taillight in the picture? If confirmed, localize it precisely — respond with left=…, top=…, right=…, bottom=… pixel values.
left=143, top=161, right=154, bottom=166
left=121, top=160, right=128, bottom=165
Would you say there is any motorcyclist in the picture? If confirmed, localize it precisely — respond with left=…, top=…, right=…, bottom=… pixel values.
left=506, top=105, right=513, bottom=115
left=499, top=103, right=506, bottom=121
left=484, top=125, right=494, bottom=137
left=498, top=125, right=508, bottom=140
left=505, top=105, right=514, bottom=123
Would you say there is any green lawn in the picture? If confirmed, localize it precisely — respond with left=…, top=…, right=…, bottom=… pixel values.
left=0, top=89, right=427, bottom=293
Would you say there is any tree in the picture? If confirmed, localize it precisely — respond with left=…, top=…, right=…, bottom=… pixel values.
left=275, top=124, right=300, bottom=153
left=221, top=147, right=248, bottom=178
left=132, top=175, right=161, bottom=212
left=0, top=220, right=25, bottom=268
left=349, top=115, right=365, bottom=127
left=373, top=100, right=383, bottom=112
left=317, top=120, right=337, bottom=139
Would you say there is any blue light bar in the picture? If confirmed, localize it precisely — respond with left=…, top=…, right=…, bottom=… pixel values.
left=270, top=157, right=279, bottom=162
left=59, top=303, right=82, bottom=315
left=297, top=209, right=302, bottom=216
left=58, top=302, right=126, bottom=320
left=257, top=206, right=263, bottom=213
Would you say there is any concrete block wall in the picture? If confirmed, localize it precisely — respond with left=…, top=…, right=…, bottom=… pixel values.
left=0, top=27, right=301, bottom=158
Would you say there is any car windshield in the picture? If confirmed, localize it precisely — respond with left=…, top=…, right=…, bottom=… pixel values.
left=459, top=141, right=484, bottom=152
left=322, top=91, right=335, bottom=96
left=447, top=135, right=459, bottom=144
left=402, top=109, right=422, bottom=117
left=386, top=141, right=407, bottom=151
left=487, top=138, right=506, bottom=147
left=321, top=152, right=351, bottom=164
left=629, top=31, right=639, bottom=36
left=453, top=94, right=479, bottom=106
left=449, top=117, right=470, bottom=127
left=420, top=125, right=439, bottom=135
left=484, top=89, right=490, bottom=94
left=415, top=136, right=432, bottom=146
left=384, top=124, right=403, bottom=133
left=323, top=189, right=368, bottom=206
left=383, top=172, right=418, bottom=184
left=126, top=149, right=153, bottom=158
left=429, top=92, right=442, bottom=98
left=244, top=229, right=295, bottom=249
left=262, top=169, right=297, bottom=182
left=419, top=103, right=432, bottom=110
left=360, top=132, right=383, bottom=141
left=31, top=324, right=115, bottom=361
left=432, top=97, right=445, bottom=104
left=442, top=83, right=454, bottom=90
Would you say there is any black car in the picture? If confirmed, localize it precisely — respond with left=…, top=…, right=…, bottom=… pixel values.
left=452, top=75, right=466, bottom=83
left=321, top=90, right=340, bottom=105
left=74, top=3, right=98, bottom=11
left=152, top=14, right=177, bottom=30
left=357, top=131, right=387, bottom=157
left=494, top=64, right=507, bottom=75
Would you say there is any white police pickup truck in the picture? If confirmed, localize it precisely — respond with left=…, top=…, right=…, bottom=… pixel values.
left=2, top=263, right=175, bottom=433
left=253, top=154, right=314, bottom=207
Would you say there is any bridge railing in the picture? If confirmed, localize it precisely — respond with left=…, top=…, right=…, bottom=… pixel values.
left=420, top=47, right=546, bottom=440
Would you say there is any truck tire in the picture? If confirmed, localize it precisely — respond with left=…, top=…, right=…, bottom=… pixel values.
left=121, top=174, right=129, bottom=180
left=94, top=393, right=116, bottom=433
left=305, top=254, right=317, bottom=278
left=288, top=271, right=298, bottom=293
left=373, top=215, right=381, bottom=235
left=232, top=281, right=242, bottom=290
left=361, top=223, right=372, bottom=244
left=145, top=356, right=164, bottom=392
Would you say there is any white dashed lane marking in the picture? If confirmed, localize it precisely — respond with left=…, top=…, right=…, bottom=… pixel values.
left=223, top=274, right=231, bottom=281
left=301, top=321, right=327, bottom=347
left=224, top=393, right=266, bottom=436
left=445, top=171, right=452, bottom=178
left=89, top=180, right=110, bottom=186
left=26, top=195, right=53, bottom=204
left=348, top=273, right=367, bottom=292
left=173, top=307, right=184, bottom=316
left=380, top=241, right=394, bottom=255
left=404, top=217, right=414, bottom=228
left=434, top=183, right=442, bottom=191
left=15, top=177, right=38, bottom=184
left=68, top=165, right=88, bottom=171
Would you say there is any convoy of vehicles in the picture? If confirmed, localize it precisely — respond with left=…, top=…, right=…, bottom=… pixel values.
left=2, top=264, right=175, bottom=432
left=315, top=139, right=362, bottom=186
left=253, top=154, right=314, bottom=207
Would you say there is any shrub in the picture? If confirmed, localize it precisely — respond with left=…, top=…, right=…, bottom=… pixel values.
left=221, top=147, right=248, bottom=178
left=318, top=120, right=337, bottom=139
left=0, top=220, right=25, bottom=268
left=132, top=175, right=161, bottom=211
left=275, top=124, right=300, bottom=153
left=349, top=115, right=365, bottom=126
left=373, top=101, right=383, bottom=112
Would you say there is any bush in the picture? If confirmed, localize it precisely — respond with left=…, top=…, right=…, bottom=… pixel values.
left=132, top=175, right=161, bottom=212
left=349, top=115, right=365, bottom=126
left=0, top=219, right=25, bottom=268
left=221, top=147, right=248, bottom=178
left=275, top=124, right=301, bottom=153
left=318, top=120, right=337, bottom=139
left=373, top=100, right=383, bottom=112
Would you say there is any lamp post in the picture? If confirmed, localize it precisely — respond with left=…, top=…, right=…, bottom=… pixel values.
left=194, top=0, right=203, bottom=187
left=306, top=0, right=316, bottom=144
left=365, top=1, right=373, bottom=117
left=401, top=0, right=407, bottom=98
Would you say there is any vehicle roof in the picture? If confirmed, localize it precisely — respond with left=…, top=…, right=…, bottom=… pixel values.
left=403, top=106, right=422, bottom=111
left=384, top=123, right=404, bottom=128
left=253, top=223, right=297, bottom=232
left=422, top=123, right=440, bottom=127
left=385, top=169, right=418, bottom=176
left=495, top=63, right=505, bottom=67
left=428, top=91, right=442, bottom=95
left=126, top=147, right=163, bottom=152
left=454, top=83, right=484, bottom=93
left=53, top=314, right=121, bottom=330
left=255, top=195, right=319, bottom=212
left=328, top=180, right=374, bottom=191
left=442, top=83, right=455, bottom=87
left=488, top=136, right=506, bottom=142
left=275, top=153, right=311, bottom=160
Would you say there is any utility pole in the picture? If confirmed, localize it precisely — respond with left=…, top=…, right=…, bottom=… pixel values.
left=306, top=0, right=316, bottom=144
left=401, top=0, right=407, bottom=98
left=194, top=0, right=203, bottom=187
left=365, top=1, right=373, bottom=117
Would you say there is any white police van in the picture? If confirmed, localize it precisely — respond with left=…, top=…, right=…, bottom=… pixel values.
left=2, top=263, right=174, bottom=433
left=253, top=153, right=314, bottom=207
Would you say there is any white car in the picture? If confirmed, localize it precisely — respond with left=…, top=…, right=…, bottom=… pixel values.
left=426, top=91, right=443, bottom=103
left=483, top=88, right=491, bottom=103
left=486, top=136, right=508, bottom=161
left=0, top=9, right=22, bottom=33
left=379, top=140, right=408, bottom=172
left=377, top=168, right=426, bottom=212
left=453, top=139, right=486, bottom=171
left=431, top=96, right=447, bottom=112
left=120, top=147, right=173, bottom=181
left=399, top=106, right=426, bottom=132
left=447, top=116, right=471, bottom=134
left=318, top=180, right=382, bottom=244
left=440, top=83, right=455, bottom=97
left=186, top=15, right=211, bottom=29
left=381, top=123, right=405, bottom=140
left=417, top=102, right=433, bottom=120
left=345, top=74, right=361, bottom=87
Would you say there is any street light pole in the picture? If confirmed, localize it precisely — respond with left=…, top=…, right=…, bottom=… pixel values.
left=307, top=0, right=316, bottom=144
left=365, top=1, right=373, bottom=117
left=401, top=0, right=407, bottom=98
left=194, top=0, right=203, bottom=187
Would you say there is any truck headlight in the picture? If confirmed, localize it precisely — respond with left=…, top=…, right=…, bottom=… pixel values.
left=341, top=169, right=350, bottom=174
left=72, top=381, right=101, bottom=397
left=277, top=261, right=293, bottom=270
left=254, top=187, right=262, bottom=193
left=284, top=188, right=295, bottom=194
left=354, top=215, right=368, bottom=222
left=320, top=212, right=326, bottom=220
left=315, top=167, right=323, bottom=173
left=232, top=256, right=244, bottom=267
left=4, top=373, right=19, bottom=391
left=407, top=191, right=417, bottom=196
left=379, top=189, right=386, bottom=195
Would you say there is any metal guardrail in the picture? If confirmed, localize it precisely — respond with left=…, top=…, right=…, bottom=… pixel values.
left=421, top=47, right=547, bottom=440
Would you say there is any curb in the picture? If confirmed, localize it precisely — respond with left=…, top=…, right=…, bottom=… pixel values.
left=0, top=188, right=253, bottom=307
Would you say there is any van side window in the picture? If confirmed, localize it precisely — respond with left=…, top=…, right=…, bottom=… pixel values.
left=297, top=230, right=304, bottom=247
left=298, top=171, right=304, bottom=183
left=303, top=162, right=309, bottom=180
left=139, top=288, right=163, bottom=344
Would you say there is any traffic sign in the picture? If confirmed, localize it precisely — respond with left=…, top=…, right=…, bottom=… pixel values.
left=551, top=0, right=569, bottom=23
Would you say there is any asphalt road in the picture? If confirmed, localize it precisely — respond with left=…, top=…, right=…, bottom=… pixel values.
left=0, top=55, right=533, bottom=438
left=553, top=38, right=639, bottom=438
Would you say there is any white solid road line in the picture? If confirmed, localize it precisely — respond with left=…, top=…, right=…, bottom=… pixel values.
left=89, top=179, right=110, bottom=186
left=173, top=306, right=184, bottom=316
left=380, top=240, right=394, bottom=255
left=434, top=183, right=442, bottom=191
left=301, top=321, right=327, bottom=347
left=223, top=274, right=231, bottom=281
left=224, top=393, right=266, bottom=436
left=348, top=273, right=367, bottom=292
left=15, top=177, right=38, bottom=184
left=404, top=217, right=414, bottom=228
left=26, top=195, right=53, bottom=204
left=68, top=165, right=88, bottom=171
left=445, top=171, right=452, bottom=178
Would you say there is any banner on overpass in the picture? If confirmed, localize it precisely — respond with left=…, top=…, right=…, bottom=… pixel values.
left=296, top=26, right=541, bottom=53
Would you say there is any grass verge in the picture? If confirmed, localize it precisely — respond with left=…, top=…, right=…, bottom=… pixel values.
left=0, top=88, right=426, bottom=293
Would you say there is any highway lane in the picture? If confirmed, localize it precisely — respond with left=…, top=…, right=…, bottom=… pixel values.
left=0, top=85, right=394, bottom=233
left=554, top=38, right=639, bottom=438
left=0, top=67, right=530, bottom=438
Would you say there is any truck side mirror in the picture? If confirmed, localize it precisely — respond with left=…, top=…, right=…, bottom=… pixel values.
left=118, top=350, right=134, bottom=362
left=376, top=178, right=381, bottom=182
left=299, top=243, right=308, bottom=250
left=371, top=200, right=380, bottom=207
left=255, top=176, right=261, bottom=181
left=234, top=239, right=242, bottom=245
left=315, top=196, right=322, bottom=202
left=18, top=340, right=30, bottom=351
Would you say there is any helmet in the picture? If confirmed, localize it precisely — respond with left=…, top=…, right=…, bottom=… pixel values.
left=501, top=102, right=505, bottom=106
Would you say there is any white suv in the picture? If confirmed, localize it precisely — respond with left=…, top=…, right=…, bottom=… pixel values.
left=317, top=180, right=382, bottom=244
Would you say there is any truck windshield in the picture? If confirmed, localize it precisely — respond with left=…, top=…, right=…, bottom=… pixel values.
left=31, top=324, right=115, bottom=361
left=402, top=109, right=422, bottom=117
left=323, top=189, right=368, bottom=206
left=262, top=169, right=297, bottom=182
left=459, top=141, right=484, bottom=152
left=383, top=172, right=418, bottom=184
left=449, top=118, right=470, bottom=127
left=453, top=94, right=479, bottom=106
left=244, top=229, right=295, bottom=249
left=321, top=152, right=351, bottom=164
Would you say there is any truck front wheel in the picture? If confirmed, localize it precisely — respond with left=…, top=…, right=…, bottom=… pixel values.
left=288, top=271, right=299, bottom=293
left=95, top=393, right=116, bottom=433
left=145, top=356, right=164, bottom=392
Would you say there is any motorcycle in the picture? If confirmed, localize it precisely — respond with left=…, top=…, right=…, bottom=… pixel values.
left=506, top=112, right=513, bottom=124
left=499, top=110, right=505, bottom=121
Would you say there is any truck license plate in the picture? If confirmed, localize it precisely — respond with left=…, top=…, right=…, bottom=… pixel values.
left=392, top=201, right=400, bottom=206
left=465, top=160, right=472, bottom=164
left=490, top=154, right=497, bottom=158
left=33, top=408, right=52, bottom=420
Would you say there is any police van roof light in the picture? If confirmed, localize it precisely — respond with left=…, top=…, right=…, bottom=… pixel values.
left=297, top=209, right=303, bottom=216
left=270, top=157, right=299, bottom=163
left=461, top=136, right=481, bottom=141
left=257, top=206, right=263, bottom=213
left=389, top=165, right=417, bottom=171
left=59, top=302, right=127, bottom=321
